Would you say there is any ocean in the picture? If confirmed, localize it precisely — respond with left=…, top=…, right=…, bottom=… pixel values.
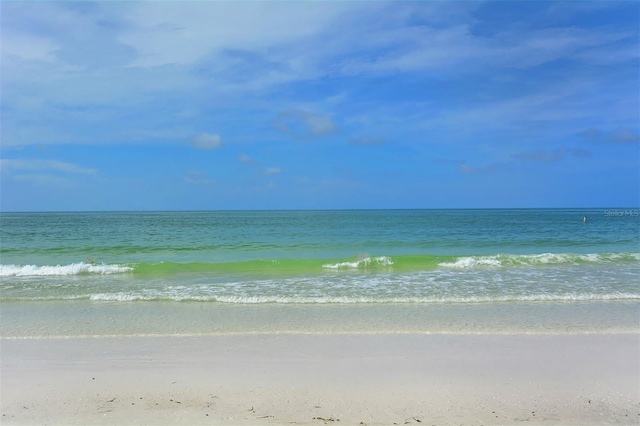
left=1, top=209, right=638, bottom=338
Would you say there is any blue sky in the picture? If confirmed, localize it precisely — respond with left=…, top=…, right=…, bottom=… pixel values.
left=1, top=1, right=638, bottom=211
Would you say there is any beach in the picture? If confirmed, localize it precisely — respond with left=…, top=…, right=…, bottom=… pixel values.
left=2, top=333, right=638, bottom=425
left=3, top=0, right=639, bottom=421
left=1, top=209, right=639, bottom=424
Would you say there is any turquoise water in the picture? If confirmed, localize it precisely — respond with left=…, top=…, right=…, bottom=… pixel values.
left=1, top=209, right=639, bottom=337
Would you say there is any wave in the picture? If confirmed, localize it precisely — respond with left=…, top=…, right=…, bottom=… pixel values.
left=0, top=263, right=133, bottom=277
left=438, top=252, right=640, bottom=268
left=1, top=252, right=638, bottom=277
left=4, top=292, right=637, bottom=304
left=322, top=256, right=394, bottom=269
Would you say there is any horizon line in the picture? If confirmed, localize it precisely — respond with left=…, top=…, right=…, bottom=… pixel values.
left=1, top=206, right=638, bottom=214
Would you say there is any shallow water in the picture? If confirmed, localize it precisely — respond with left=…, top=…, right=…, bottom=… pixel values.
left=1, top=209, right=638, bottom=337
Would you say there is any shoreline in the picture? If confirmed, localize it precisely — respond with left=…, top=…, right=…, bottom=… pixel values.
left=2, top=333, right=638, bottom=425
left=2, top=329, right=640, bottom=340
left=3, top=299, right=638, bottom=338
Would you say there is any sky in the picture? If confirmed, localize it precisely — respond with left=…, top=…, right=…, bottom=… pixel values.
left=1, top=1, right=639, bottom=211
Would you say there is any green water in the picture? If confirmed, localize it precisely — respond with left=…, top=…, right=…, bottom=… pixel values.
left=1, top=209, right=638, bottom=337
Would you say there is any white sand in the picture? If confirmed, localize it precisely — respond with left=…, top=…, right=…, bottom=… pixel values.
left=1, top=333, right=639, bottom=425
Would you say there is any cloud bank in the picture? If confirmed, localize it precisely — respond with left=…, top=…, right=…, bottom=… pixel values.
left=190, top=133, right=223, bottom=150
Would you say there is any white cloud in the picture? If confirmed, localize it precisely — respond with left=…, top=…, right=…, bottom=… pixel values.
left=11, top=173, right=72, bottom=187
left=5, top=2, right=634, bottom=90
left=512, top=148, right=591, bottom=163
left=1, top=30, right=60, bottom=63
left=238, top=153, right=256, bottom=164
left=0, top=159, right=97, bottom=175
left=183, top=170, right=213, bottom=185
left=416, top=76, right=628, bottom=142
left=581, top=128, right=640, bottom=144
left=338, top=22, right=636, bottom=77
left=117, top=2, right=355, bottom=68
left=271, top=110, right=338, bottom=140
left=496, top=27, right=635, bottom=69
left=460, top=147, right=591, bottom=175
left=190, top=133, right=223, bottom=150
left=265, top=167, right=282, bottom=175
left=0, top=158, right=96, bottom=188
left=1, top=1, right=636, bottom=152
left=459, top=163, right=509, bottom=174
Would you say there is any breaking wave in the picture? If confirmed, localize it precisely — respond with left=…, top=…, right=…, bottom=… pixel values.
left=0, top=263, right=133, bottom=277
left=1, top=252, right=638, bottom=278
left=15, top=292, right=636, bottom=304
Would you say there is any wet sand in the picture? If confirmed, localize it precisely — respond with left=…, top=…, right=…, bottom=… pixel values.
left=1, top=333, right=638, bottom=425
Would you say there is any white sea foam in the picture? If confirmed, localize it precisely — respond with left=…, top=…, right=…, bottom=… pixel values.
left=439, top=256, right=502, bottom=268
left=438, top=252, right=640, bottom=268
left=0, top=263, right=133, bottom=277
left=84, top=292, right=640, bottom=304
left=90, top=293, right=141, bottom=302
left=322, top=256, right=394, bottom=269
